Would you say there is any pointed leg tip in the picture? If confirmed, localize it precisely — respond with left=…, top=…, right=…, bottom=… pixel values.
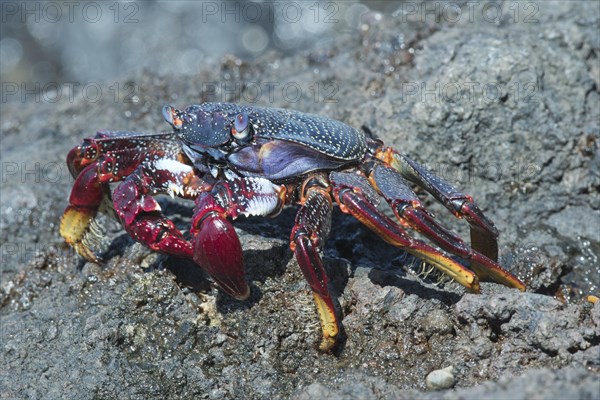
left=318, top=336, right=337, bottom=352
left=470, top=280, right=481, bottom=294
left=61, top=206, right=105, bottom=262
left=73, top=243, right=102, bottom=264
left=470, top=254, right=527, bottom=292
left=60, top=206, right=95, bottom=244
left=311, top=293, right=339, bottom=352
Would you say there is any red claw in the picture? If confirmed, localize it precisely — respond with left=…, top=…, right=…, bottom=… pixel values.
left=192, top=214, right=249, bottom=300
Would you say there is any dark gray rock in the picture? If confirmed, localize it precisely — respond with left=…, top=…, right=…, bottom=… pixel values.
left=1, top=1, right=598, bottom=399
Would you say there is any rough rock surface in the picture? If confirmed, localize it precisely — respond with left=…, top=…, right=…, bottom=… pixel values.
left=1, top=1, right=599, bottom=399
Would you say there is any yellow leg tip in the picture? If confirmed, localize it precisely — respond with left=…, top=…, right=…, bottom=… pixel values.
left=407, top=248, right=481, bottom=293
left=60, top=206, right=94, bottom=243
left=312, top=293, right=339, bottom=352
left=319, top=336, right=337, bottom=352
left=60, top=206, right=101, bottom=263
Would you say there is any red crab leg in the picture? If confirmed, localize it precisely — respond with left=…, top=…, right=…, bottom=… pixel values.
left=112, top=162, right=209, bottom=260
left=367, top=163, right=525, bottom=291
left=191, top=177, right=286, bottom=300
left=377, top=147, right=500, bottom=262
left=290, top=181, right=338, bottom=351
left=60, top=131, right=187, bottom=262
left=60, top=163, right=106, bottom=262
left=330, top=175, right=481, bottom=292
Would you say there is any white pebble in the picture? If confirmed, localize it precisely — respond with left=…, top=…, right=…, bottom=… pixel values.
left=426, top=366, right=456, bottom=390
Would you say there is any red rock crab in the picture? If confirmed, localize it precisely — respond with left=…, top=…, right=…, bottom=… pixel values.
left=61, top=103, right=525, bottom=351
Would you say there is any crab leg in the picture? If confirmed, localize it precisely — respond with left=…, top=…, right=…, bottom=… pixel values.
left=376, top=148, right=500, bottom=262
left=112, top=161, right=209, bottom=260
left=60, top=131, right=188, bottom=262
left=290, top=181, right=338, bottom=351
left=60, top=163, right=106, bottom=262
left=330, top=171, right=481, bottom=291
left=367, top=163, right=525, bottom=291
left=191, top=177, right=286, bottom=300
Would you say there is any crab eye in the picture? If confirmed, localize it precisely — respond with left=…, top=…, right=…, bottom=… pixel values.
left=163, top=105, right=183, bottom=129
left=231, top=113, right=250, bottom=140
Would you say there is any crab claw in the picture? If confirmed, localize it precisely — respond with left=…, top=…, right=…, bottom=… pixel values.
left=192, top=214, right=249, bottom=300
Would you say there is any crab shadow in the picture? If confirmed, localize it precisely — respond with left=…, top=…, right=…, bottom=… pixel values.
left=159, top=203, right=297, bottom=311
left=99, top=198, right=463, bottom=312
left=329, top=211, right=463, bottom=306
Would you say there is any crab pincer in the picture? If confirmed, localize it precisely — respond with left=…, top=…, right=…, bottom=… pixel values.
left=191, top=187, right=249, bottom=300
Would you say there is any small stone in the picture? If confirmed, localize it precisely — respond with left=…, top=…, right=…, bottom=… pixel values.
left=426, top=366, right=456, bottom=390
left=215, top=333, right=227, bottom=345
left=421, top=309, right=453, bottom=337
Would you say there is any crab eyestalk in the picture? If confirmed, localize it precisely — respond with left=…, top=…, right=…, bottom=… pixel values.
left=162, top=105, right=183, bottom=129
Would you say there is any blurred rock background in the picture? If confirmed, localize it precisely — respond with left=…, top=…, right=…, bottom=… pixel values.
left=1, top=0, right=376, bottom=85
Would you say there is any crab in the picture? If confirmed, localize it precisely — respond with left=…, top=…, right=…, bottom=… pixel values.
left=60, top=102, right=525, bottom=351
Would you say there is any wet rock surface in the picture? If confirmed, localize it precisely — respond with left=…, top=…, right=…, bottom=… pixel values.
left=1, top=2, right=599, bottom=399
